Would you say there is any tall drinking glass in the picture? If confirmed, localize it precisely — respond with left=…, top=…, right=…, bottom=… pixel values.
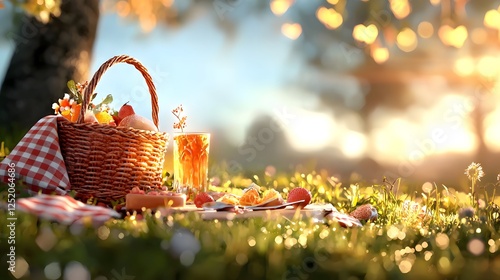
left=173, top=132, right=210, bottom=200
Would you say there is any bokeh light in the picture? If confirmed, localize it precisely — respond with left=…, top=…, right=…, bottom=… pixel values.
left=270, top=0, right=294, bottom=16
left=281, top=23, right=302, bottom=40
left=484, top=9, right=500, bottom=29
left=397, top=27, right=418, bottom=52
left=471, top=28, right=488, bottom=45
left=468, top=239, right=485, bottom=256
left=390, top=0, right=411, bottom=19
left=353, top=24, right=378, bottom=45
left=317, top=7, right=343, bottom=29
left=417, top=21, right=434, bottom=38
left=371, top=47, right=389, bottom=64
left=438, top=25, right=468, bottom=48
left=453, top=57, right=475, bottom=77
left=477, top=56, right=500, bottom=78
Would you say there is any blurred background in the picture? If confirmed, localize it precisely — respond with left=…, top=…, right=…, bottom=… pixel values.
left=1, top=0, right=500, bottom=188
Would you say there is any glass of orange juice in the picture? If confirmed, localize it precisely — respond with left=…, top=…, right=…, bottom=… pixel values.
left=173, top=132, right=210, bottom=200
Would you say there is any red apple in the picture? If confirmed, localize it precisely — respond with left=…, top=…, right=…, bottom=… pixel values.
left=118, top=102, right=135, bottom=119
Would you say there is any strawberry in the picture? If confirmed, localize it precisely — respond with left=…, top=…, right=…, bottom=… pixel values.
left=287, top=187, right=311, bottom=208
left=350, top=204, right=378, bottom=221
left=194, top=192, right=215, bottom=208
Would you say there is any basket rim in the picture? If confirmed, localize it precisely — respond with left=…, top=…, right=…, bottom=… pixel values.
left=58, top=117, right=169, bottom=137
left=76, top=55, right=161, bottom=129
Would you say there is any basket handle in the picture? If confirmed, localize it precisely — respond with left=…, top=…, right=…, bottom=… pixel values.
left=77, top=55, right=160, bottom=128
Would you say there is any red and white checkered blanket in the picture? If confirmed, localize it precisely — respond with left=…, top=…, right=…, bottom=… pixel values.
left=0, top=116, right=119, bottom=224
left=15, top=194, right=120, bottom=225
left=0, top=115, right=70, bottom=195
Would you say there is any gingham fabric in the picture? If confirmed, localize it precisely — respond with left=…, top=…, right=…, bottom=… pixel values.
left=0, top=115, right=70, bottom=195
left=16, top=194, right=120, bottom=224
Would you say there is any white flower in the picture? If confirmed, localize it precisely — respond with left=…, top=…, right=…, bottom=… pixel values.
left=465, top=162, right=484, bottom=181
left=52, top=103, right=60, bottom=114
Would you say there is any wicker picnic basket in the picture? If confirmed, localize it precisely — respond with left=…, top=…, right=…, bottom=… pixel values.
left=57, top=55, right=169, bottom=204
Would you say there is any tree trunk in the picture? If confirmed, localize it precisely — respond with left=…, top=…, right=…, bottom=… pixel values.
left=0, top=0, right=99, bottom=137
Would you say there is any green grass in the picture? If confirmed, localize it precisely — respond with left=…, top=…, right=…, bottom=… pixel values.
left=1, top=162, right=500, bottom=280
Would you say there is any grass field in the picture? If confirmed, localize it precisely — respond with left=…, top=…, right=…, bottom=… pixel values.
left=1, top=159, right=500, bottom=280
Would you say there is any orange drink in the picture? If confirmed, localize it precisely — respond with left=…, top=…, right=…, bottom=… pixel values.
left=173, top=132, right=210, bottom=199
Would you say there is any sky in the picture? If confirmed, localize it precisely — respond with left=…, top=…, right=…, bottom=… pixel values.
left=1, top=1, right=500, bottom=182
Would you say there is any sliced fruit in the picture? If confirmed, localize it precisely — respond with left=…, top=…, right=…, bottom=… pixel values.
left=218, top=194, right=240, bottom=205
left=257, top=189, right=284, bottom=207
left=239, top=188, right=261, bottom=206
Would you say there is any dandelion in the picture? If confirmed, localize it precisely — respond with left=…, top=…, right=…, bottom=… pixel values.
left=465, top=162, right=484, bottom=181
left=465, top=162, right=484, bottom=207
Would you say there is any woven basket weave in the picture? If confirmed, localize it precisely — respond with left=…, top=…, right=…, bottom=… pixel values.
left=57, top=55, right=168, bottom=204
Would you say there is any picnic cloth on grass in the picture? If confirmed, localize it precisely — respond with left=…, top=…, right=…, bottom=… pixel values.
left=0, top=115, right=70, bottom=195
left=15, top=194, right=120, bottom=225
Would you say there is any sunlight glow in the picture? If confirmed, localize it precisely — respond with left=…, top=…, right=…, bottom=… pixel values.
left=367, top=94, right=478, bottom=165
left=454, top=57, right=475, bottom=77
left=477, top=56, right=500, bottom=78
left=484, top=108, right=500, bottom=152
left=370, top=118, right=415, bottom=163
left=421, top=95, right=477, bottom=155
left=341, top=131, right=367, bottom=159
left=284, top=111, right=335, bottom=152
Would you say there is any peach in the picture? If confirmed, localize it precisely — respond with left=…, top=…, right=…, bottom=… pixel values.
left=118, top=114, right=158, bottom=132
